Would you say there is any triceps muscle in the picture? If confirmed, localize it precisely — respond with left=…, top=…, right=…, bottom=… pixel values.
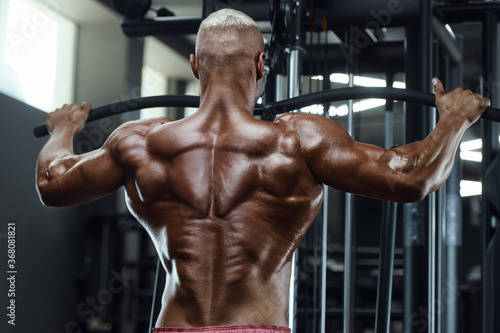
left=38, top=147, right=125, bottom=206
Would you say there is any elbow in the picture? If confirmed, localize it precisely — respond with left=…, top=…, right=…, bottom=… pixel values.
left=38, top=193, right=69, bottom=207
left=39, top=196, right=60, bottom=208
left=395, top=177, right=432, bottom=203
left=37, top=185, right=56, bottom=207
left=399, top=188, right=428, bottom=203
left=36, top=181, right=65, bottom=207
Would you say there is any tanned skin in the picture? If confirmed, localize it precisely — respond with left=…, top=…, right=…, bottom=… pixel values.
left=37, top=15, right=490, bottom=329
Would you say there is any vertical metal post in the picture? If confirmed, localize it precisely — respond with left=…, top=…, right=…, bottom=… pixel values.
left=342, top=24, right=358, bottom=333
left=288, top=50, right=301, bottom=98
left=434, top=46, right=444, bottom=333
left=312, top=206, right=319, bottom=333
left=428, top=48, right=438, bottom=333
left=202, top=0, right=214, bottom=18
left=404, top=1, right=432, bottom=332
left=437, top=185, right=445, bottom=333
left=343, top=68, right=355, bottom=333
left=320, top=185, right=328, bottom=333
left=442, top=34, right=463, bottom=333
left=444, top=156, right=461, bottom=333
left=287, top=49, right=301, bottom=333
left=385, top=110, right=393, bottom=150
left=374, top=75, right=398, bottom=333
left=276, top=74, right=284, bottom=102
left=375, top=202, right=398, bottom=333
left=435, top=47, right=444, bottom=333
left=428, top=113, right=437, bottom=333
left=320, top=32, right=330, bottom=333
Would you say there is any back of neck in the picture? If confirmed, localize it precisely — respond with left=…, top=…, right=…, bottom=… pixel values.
left=198, top=77, right=256, bottom=115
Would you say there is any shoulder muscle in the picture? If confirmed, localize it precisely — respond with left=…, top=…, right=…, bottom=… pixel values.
left=105, top=117, right=172, bottom=160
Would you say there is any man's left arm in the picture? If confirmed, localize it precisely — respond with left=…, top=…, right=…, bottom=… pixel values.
left=36, top=102, right=125, bottom=207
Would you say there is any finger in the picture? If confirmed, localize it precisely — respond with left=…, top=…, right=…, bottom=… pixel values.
left=432, top=77, right=445, bottom=100
left=485, top=98, right=491, bottom=108
left=474, top=94, right=491, bottom=108
left=81, top=101, right=92, bottom=112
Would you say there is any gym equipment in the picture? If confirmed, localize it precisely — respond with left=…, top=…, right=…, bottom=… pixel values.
left=32, top=87, right=500, bottom=138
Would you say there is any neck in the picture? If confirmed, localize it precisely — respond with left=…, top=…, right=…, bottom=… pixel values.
left=198, top=76, right=257, bottom=116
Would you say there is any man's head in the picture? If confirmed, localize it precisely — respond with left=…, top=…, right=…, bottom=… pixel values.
left=190, top=9, right=266, bottom=102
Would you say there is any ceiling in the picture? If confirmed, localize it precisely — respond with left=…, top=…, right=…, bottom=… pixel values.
left=96, top=0, right=485, bottom=86
left=149, top=0, right=203, bottom=17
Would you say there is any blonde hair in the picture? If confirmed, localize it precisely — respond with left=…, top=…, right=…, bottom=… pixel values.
left=195, top=9, right=261, bottom=55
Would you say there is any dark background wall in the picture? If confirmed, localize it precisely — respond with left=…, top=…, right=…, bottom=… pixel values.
left=0, top=93, right=118, bottom=333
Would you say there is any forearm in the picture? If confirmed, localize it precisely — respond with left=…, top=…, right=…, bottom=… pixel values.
left=36, top=127, right=79, bottom=185
left=396, top=113, right=468, bottom=197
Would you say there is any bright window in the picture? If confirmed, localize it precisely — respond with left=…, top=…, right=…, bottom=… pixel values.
left=0, top=0, right=76, bottom=112
left=140, top=65, right=168, bottom=119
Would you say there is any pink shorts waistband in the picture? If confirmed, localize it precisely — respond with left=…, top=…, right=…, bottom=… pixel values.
left=152, top=325, right=291, bottom=333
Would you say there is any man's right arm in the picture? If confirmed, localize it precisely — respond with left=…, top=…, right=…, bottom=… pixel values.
left=36, top=102, right=168, bottom=207
left=282, top=78, right=490, bottom=203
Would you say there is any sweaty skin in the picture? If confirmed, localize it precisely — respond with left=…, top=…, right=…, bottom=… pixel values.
left=36, top=10, right=490, bottom=329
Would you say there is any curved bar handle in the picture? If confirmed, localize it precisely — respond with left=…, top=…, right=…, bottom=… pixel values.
left=33, top=88, right=500, bottom=137
left=262, top=87, right=500, bottom=121
left=33, top=95, right=200, bottom=137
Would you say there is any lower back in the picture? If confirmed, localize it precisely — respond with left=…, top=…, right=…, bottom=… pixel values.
left=155, top=255, right=291, bottom=328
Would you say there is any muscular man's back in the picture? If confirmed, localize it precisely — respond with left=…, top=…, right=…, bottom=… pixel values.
left=36, top=9, right=489, bottom=333
left=119, top=109, right=324, bottom=327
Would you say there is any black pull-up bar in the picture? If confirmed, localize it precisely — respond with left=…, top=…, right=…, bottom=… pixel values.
left=33, top=87, right=500, bottom=137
